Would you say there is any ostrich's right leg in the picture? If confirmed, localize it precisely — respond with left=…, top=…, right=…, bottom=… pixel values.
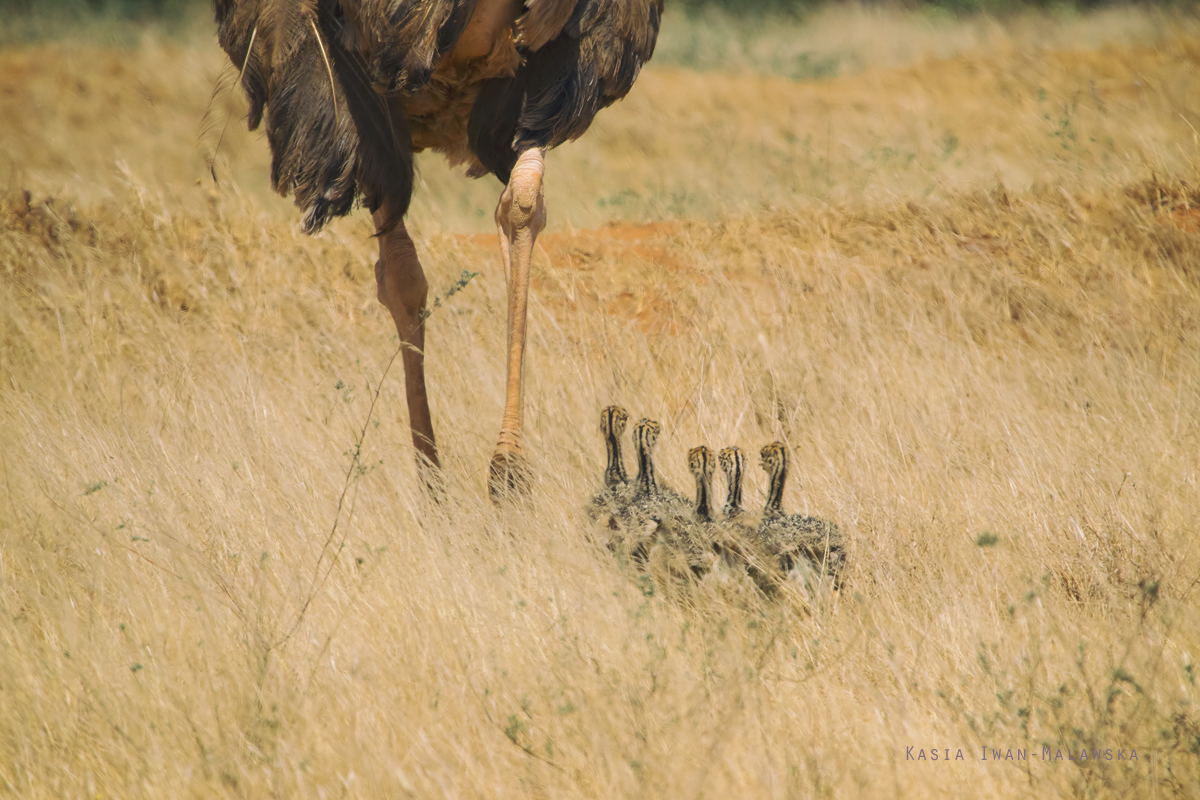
left=374, top=208, right=439, bottom=476
left=488, top=148, right=546, bottom=499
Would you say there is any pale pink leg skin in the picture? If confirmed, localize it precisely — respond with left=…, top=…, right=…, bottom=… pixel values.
left=373, top=208, right=440, bottom=484
left=489, top=148, right=546, bottom=498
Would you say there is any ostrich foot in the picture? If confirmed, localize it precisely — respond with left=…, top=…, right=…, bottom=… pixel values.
left=488, top=448, right=531, bottom=501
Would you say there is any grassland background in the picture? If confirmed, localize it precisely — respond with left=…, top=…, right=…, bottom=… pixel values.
left=2, top=2, right=1200, bottom=798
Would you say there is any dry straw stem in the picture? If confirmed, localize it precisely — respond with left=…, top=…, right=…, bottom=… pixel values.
left=2, top=5, right=1200, bottom=800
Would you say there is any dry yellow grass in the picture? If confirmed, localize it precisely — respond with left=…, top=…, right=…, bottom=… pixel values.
left=2, top=5, right=1200, bottom=798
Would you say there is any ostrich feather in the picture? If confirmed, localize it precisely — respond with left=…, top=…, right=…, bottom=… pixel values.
left=214, top=0, right=413, bottom=232
left=339, top=0, right=479, bottom=91
left=516, top=0, right=577, bottom=51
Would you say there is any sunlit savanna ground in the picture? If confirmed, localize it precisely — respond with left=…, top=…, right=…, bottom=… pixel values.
left=1, top=3, right=1199, bottom=797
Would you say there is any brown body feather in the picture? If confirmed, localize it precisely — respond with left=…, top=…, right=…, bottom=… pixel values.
left=212, top=0, right=662, bottom=227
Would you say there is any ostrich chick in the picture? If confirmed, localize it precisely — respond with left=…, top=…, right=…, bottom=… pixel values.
left=758, top=441, right=846, bottom=588
left=621, top=419, right=696, bottom=575
left=589, top=405, right=639, bottom=534
left=711, top=445, right=785, bottom=596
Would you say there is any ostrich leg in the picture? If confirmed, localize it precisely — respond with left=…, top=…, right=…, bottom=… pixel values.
left=489, top=148, right=546, bottom=499
left=374, top=205, right=440, bottom=482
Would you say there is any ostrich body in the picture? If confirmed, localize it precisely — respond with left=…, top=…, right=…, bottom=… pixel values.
left=758, top=441, right=846, bottom=586
left=213, top=0, right=663, bottom=496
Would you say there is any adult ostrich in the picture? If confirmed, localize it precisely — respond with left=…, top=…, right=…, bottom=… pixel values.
left=212, top=0, right=663, bottom=496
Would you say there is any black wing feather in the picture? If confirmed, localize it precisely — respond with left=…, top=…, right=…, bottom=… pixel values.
left=470, top=0, right=663, bottom=182
left=213, top=0, right=414, bottom=233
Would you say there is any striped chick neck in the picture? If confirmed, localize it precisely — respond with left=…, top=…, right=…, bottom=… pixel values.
left=600, top=405, right=629, bottom=488
left=760, top=441, right=789, bottom=516
left=633, top=418, right=662, bottom=496
left=718, top=446, right=745, bottom=517
left=688, top=445, right=716, bottom=522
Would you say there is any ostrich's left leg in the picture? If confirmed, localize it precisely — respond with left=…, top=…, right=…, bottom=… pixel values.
left=374, top=206, right=439, bottom=484
left=489, top=148, right=546, bottom=499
